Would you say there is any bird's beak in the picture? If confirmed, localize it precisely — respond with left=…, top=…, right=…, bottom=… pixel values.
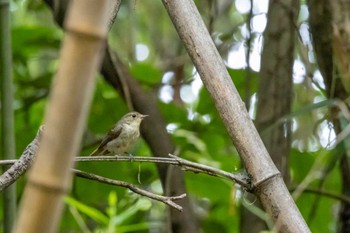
left=141, top=114, right=148, bottom=119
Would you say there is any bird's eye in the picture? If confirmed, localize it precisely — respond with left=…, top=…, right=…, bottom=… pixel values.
left=132, top=114, right=137, bottom=118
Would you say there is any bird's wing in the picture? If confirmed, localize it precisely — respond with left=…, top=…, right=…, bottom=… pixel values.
left=90, top=126, right=122, bottom=156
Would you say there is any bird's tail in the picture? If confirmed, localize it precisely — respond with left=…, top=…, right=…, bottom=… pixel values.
left=89, top=147, right=103, bottom=156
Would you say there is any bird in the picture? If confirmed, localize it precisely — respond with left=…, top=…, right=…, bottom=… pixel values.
left=90, top=112, right=148, bottom=156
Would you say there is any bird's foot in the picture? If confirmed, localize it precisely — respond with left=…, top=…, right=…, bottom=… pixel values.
left=125, top=153, right=134, bottom=161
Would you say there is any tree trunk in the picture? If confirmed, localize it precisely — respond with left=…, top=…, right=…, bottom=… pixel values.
left=162, top=0, right=310, bottom=232
left=309, top=1, right=350, bottom=232
left=241, top=0, right=298, bottom=231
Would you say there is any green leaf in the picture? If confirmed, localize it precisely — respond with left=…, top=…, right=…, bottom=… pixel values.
left=12, top=26, right=61, bottom=60
left=107, top=191, right=118, bottom=218
left=159, top=101, right=188, bottom=124
left=118, top=222, right=163, bottom=232
left=227, top=68, right=258, bottom=96
left=65, top=196, right=109, bottom=225
left=130, top=63, right=162, bottom=85
left=174, top=129, right=208, bottom=154
left=114, top=198, right=152, bottom=225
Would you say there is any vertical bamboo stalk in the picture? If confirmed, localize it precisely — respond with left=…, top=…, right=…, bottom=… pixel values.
left=0, top=0, right=17, bottom=232
left=161, top=0, right=310, bottom=232
left=13, top=1, right=112, bottom=233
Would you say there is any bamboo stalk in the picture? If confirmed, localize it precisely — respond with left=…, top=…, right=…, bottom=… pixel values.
left=13, top=1, right=112, bottom=233
left=0, top=0, right=16, bottom=231
left=161, top=0, right=311, bottom=232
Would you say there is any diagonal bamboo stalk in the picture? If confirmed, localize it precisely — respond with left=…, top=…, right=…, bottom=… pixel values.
left=161, top=0, right=311, bottom=232
left=13, top=1, right=112, bottom=233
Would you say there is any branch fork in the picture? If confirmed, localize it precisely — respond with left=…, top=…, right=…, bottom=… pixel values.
left=0, top=127, right=252, bottom=212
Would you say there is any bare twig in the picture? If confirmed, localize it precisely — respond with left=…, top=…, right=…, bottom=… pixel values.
left=0, top=129, right=187, bottom=211
left=0, top=126, right=249, bottom=213
left=0, top=126, right=43, bottom=192
left=74, top=154, right=250, bottom=188
left=73, top=169, right=186, bottom=212
left=290, top=187, right=350, bottom=205
left=0, top=154, right=250, bottom=191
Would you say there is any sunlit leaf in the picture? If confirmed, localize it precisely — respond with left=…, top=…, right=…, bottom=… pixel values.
left=65, top=196, right=109, bottom=225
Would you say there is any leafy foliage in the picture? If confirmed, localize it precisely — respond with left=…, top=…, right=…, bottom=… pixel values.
left=0, top=0, right=347, bottom=232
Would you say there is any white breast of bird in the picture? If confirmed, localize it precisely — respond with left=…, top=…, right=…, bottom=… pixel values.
left=106, top=123, right=140, bottom=154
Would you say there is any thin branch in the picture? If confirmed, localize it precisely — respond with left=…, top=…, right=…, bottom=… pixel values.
left=290, top=187, right=350, bottom=205
left=0, top=129, right=187, bottom=212
left=4, top=141, right=347, bottom=211
left=0, top=126, right=249, bottom=213
left=72, top=169, right=186, bottom=212
left=0, top=160, right=17, bottom=166
left=0, top=154, right=250, bottom=190
left=0, top=126, right=43, bottom=192
left=74, top=154, right=250, bottom=188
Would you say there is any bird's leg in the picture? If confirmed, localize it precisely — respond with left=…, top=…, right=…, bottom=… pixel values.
left=124, top=152, right=134, bottom=161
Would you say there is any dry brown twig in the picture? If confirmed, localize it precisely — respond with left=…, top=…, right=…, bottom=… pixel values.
left=2, top=130, right=349, bottom=212
left=75, top=155, right=249, bottom=188
left=0, top=131, right=187, bottom=211
left=73, top=169, right=186, bottom=211
left=0, top=126, right=44, bottom=192
left=0, top=127, right=250, bottom=212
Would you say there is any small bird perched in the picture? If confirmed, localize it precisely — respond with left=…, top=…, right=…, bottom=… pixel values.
left=90, top=112, right=148, bottom=156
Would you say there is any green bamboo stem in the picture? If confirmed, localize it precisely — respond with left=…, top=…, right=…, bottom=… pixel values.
left=0, top=0, right=17, bottom=232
